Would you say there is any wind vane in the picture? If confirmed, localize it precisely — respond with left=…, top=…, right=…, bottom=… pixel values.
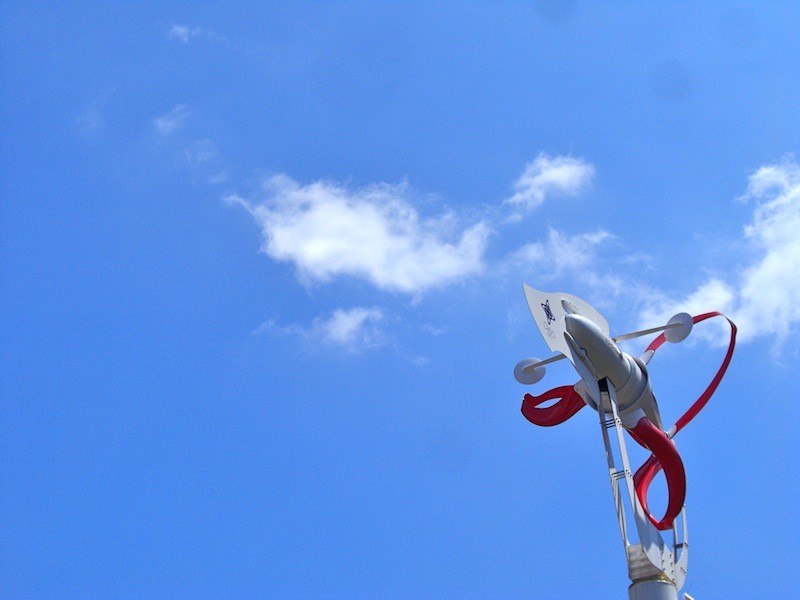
left=514, top=285, right=736, bottom=600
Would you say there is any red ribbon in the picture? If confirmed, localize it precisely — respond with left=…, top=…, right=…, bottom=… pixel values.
left=521, top=385, right=585, bottom=427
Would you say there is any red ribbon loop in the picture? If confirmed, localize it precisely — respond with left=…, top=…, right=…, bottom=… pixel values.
left=634, top=312, right=737, bottom=529
left=521, top=386, right=585, bottom=427
left=629, top=418, right=686, bottom=530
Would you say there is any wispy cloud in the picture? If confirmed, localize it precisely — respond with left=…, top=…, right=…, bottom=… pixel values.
left=319, top=307, right=385, bottom=347
left=255, top=307, right=386, bottom=351
left=167, top=24, right=223, bottom=44
left=75, top=88, right=118, bottom=137
left=184, top=138, right=217, bottom=164
left=506, top=227, right=613, bottom=279
left=227, top=175, right=490, bottom=296
left=168, top=25, right=192, bottom=43
left=505, top=153, right=595, bottom=215
left=638, top=156, right=800, bottom=351
left=154, top=104, right=190, bottom=134
left=151, top=108, right=228, bottom=180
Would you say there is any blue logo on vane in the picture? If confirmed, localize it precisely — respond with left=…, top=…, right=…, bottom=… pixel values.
left=541, top=300, right=556, bottom=324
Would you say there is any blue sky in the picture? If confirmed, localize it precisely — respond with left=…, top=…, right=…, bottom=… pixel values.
left=2, top=2, right=799, bottom=598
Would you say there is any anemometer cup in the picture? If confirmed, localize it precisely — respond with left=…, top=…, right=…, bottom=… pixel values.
left=664, top=312, right=693, bottom=343
left=514, top=357, right=546, bottom=385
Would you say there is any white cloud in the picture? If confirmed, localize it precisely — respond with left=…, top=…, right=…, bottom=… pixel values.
left=505, top=153, right=595, bottom=212
left=638, top=279, right=737, bottom=346
left=506, top=227, right=613, bottom=278
left=167, top=24, right=224, bottom=44
left=638, top=156, right=800, bottom=350
left=227, top=175, right=490, bottom=296
left=321, top=307, right=385, bottom=347
left=168, top=25, right=192, bottom=43
left=735, top=156, right=800, bottom=345
left=154, top=104, right=190, bottom=134
left=255, top=307, right=386, bottom=351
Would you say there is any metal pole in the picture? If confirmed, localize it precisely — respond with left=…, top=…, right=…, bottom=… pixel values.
left=628, top=578, right=678, bottom=600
